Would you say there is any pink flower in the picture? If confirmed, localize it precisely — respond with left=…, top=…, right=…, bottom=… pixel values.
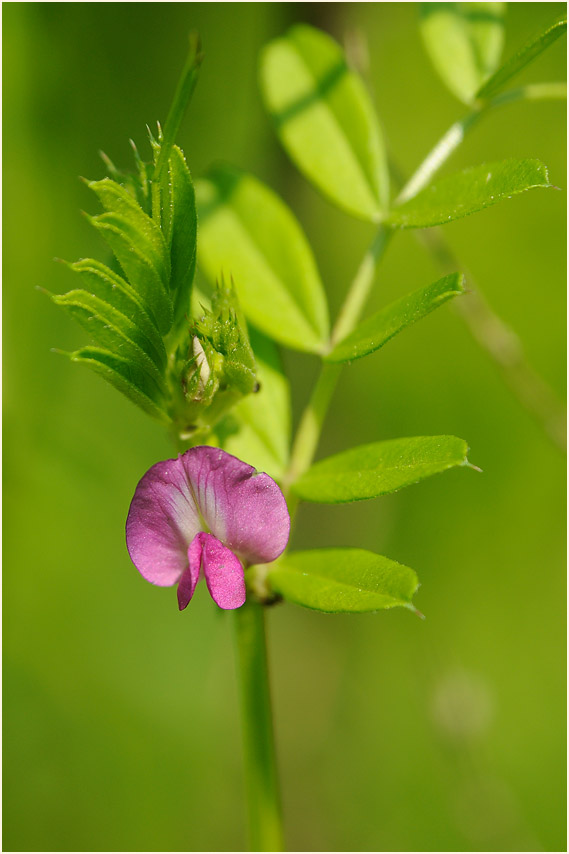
left=126, top=447, right=290, bottom=610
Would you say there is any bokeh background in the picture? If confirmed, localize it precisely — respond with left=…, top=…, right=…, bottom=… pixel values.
left=4, top=3, right=566, bottom=851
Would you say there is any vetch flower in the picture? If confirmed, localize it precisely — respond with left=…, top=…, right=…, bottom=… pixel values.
left=126, top=446, right=290, bottom=610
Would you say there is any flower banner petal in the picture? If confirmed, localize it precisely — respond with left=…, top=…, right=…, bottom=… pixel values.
left=179, top=447, right=290, bottom=565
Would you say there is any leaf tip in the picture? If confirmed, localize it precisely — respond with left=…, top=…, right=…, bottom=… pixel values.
left=464, top=459, right=483, bottom=473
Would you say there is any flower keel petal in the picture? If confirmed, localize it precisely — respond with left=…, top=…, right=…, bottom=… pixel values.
left=199, top=532, right=246, bottom=610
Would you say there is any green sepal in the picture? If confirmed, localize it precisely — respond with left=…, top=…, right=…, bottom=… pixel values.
left=267, top=548, right=419, bottom=613
left=326, top=273, right=465, bottom=363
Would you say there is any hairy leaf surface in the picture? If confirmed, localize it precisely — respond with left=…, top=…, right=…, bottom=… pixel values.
left=68, top=347, right=170, bottom=423
left=161, top=145, right=197, bottom=323
left=387, top=159, right=550, bottom=229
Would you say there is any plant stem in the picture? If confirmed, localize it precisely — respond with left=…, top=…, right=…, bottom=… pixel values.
left=234, top=600, right=284, bottom=852
left=329, top=226, right=393, bottom=346
left=283, top=226, right=392, bottom=495
left=395, top=109, right=484, bottom=205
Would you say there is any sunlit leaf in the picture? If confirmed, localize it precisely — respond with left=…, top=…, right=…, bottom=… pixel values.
left=387, top=159, right=550, bottom=229
left=420, top=2, right=506, bottom=103
left=477, top=17, right=567, bottom=100
left=293, top=435, right=470, bottom=503
left=222, top=329, right=291, bottom=479
left=260, top=23, right=389, bottom=221
left=67, top=346, right=170, bottom=423
left=267, top=548, right=419, bottom=613
left=326, top=273, right=464, bottom=363
left=196, top=164, right=329, bottom=353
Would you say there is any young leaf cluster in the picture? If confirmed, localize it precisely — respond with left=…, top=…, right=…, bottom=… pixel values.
left=52, top=130, right=259, bottom=441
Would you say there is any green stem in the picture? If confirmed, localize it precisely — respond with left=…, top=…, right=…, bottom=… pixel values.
left=284, top=226, right=392, bottom=496
left=234, top=601, right=284, bottom=852
left=395, top=109, right=484, bottom=205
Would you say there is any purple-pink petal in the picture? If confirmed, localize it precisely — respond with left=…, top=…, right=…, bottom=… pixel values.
left=178, top=447, right=290, bottom=565
left=126, top=458, right=202, bottom=586
left=193, top=532, right=246, bottom=610
left=177, top=535, right=203, bottom=610
left=126, top=447, right=290, bottom=597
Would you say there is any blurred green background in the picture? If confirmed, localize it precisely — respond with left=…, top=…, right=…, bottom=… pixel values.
left=3, top=3, right=566, bottom=851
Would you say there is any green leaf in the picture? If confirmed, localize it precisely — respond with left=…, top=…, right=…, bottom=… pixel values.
left=51, top=290, right=167, bottom=392
left=326, top=273, right=465, bottom=363
left=222, top=329, right=291, bottom=478
left=88, top=212, right=173, bottom=335
left=161, top=145, right=197, bottom=324
left=387, top=159, right=550, bottom=229
left=196, top=165, right=329, bottom=353
left=260, top=24, right=389, bottom=222
left=67, top=346, right=170, bottom=424
left=477, top=17, right=567, bottom=101
left=293, top=435, right=470, bottom=503
left=267, top=548, right=419, bottom=613
left=67, top=259, right=166, bottom=369
left=420, top=2, right=506, bottom=104
left=88, top=178, right=171, bottom=285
